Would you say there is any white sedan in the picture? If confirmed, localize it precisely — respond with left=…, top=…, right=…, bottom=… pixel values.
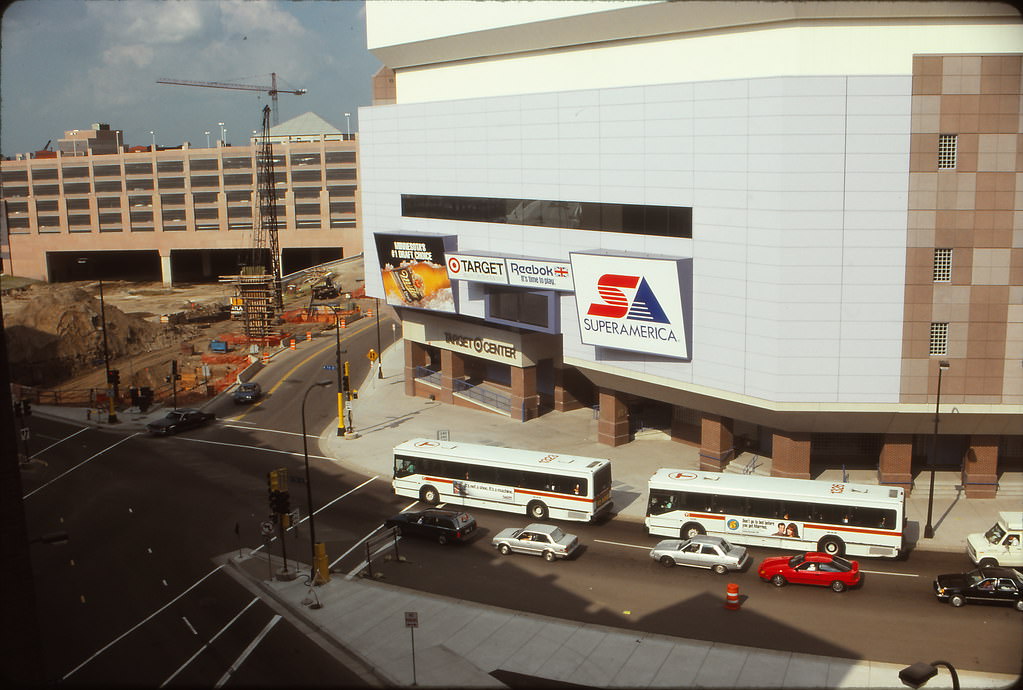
left=649, top=535, right=750, bottom=574
left=492, top=524, right=580, bottom=562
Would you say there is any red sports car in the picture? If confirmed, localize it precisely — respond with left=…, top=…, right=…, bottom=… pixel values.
left=757, top=552, right=861, bottom=592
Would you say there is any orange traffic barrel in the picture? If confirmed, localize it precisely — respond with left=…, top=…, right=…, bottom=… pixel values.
left=306, top=331, right=312, bottom=341
left=261, top=352, right=269, bottom=364
left=289, top=339, right=296, bottom=350
left=725, top=583, right=740, bottom=610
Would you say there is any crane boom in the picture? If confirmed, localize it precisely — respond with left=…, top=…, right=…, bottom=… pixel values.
left=156, top=72, right=306, bottom=125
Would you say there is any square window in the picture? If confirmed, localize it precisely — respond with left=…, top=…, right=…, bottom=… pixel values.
left=933, top=248, right=952, bottom=282
left=938, top=134, right=957, bottom=169
left=929, top=323, right=949, bottom=356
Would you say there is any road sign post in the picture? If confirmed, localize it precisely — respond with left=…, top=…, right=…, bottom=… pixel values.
left=405, top=611, right=419, bottom=685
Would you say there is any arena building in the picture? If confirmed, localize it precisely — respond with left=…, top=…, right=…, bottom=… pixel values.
left=358, top=1, right=1022, bottom=494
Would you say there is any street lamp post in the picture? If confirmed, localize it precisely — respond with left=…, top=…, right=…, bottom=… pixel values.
left=332, top=308, right=346, bottom=437
left=344, top=112, right=351, bottom=140
left=205, top=131, right=210, bottom=148
left=899, top=661, right=959, bottom=690
left=923, top=360, right=951, bottom=539
left=375, top=298, right=383, bottom=379
left=302, top=380, right=332, bottom=585
left=78, top=258, right=118, bottom=423
left=218, top=122, right=225, bottom=143
left=150, top=130, right=156, bottom=151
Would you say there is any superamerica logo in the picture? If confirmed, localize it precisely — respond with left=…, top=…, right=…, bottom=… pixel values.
left=570, top=254, right=690, bottom=359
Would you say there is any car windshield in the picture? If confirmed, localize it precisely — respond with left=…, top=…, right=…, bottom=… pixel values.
left=830, top=556, right=853, bottom=571
left=985, top=523, right=1006, bottom=544
left=718, top=538, right=735, bottom=551
left=966, top=571, right=985, bottom=586
left=166, top=412, right=184, bottom=421
left=548, top=527, right=565, bottom=542
left=788, top=554, right=803, bottom=568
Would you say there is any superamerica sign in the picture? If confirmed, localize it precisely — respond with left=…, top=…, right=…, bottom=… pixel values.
left=570, top=253, right=690, bottom=359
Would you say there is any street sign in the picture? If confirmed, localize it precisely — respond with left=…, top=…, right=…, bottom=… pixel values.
left=367, top=349, right=377, bottom=361
left=260, top=521, right=274, bottom=536
left=323, top=364, right=337, bottom=370
left=404, top=611, right=419, bottom=628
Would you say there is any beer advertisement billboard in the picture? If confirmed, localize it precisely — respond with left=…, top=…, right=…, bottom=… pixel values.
left=374, top=233, right=456, bottom=312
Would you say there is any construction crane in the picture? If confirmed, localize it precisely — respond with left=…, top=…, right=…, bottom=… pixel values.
left=156, top=72, right=306, bottom=125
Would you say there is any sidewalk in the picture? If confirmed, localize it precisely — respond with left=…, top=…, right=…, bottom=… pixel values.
left=32, top=339, right=1021, bottom=688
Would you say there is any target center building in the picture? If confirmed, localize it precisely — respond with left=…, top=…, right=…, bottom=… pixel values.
left=359, top=1, right=1023, bottom=495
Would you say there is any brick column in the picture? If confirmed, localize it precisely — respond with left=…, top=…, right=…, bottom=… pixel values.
left=511, top=365, right=539, bottom=422
left=597, top=388, right=630, bottom=447
left=878, top=434, right=914, bottom=493
left=699, top=414, right=734, bottom=472
left=771, top=430, right=811, bottom=479
left=962, top=435, right=1000, bottom=498
left=440, top=349, right=465, bottom=405
left=553, top=367, right=591, bottom=412
left=403, top=340, right=427, bottom=397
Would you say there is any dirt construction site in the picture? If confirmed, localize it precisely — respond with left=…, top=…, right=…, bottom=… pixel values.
left=2, top=255, right=369, bottom=412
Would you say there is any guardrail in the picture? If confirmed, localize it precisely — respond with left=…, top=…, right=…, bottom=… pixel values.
left=453, top=379, right=511, bottom=414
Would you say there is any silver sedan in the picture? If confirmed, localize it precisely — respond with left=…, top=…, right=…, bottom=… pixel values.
left=492, top=523, right=580, bottom=562
left=649, top=535, right=750, bottom=574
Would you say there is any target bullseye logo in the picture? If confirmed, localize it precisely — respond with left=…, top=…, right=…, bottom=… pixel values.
left=447, top=257, right=461, bottom=273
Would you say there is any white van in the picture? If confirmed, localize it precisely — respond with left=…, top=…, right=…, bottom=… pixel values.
left=966, top=511, right=1022, bottom=567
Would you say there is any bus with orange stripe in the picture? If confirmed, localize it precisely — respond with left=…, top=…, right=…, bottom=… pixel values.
left=392, top=438, right=613, bottom=522
left=645, top=469, right=905, bottom=559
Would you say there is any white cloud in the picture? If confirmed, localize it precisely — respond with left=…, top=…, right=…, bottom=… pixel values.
left=101, top=44, right=156, bottom=69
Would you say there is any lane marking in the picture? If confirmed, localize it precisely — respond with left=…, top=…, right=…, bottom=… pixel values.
left=161, top=598, right=260, bottom=687
left=173, top=435, right=333, bottom=461
left=29, top=426, right=90, bottom=459
left=595, top=539, right=651, bottom=551
left=62, top=565, right=226, bottom=680
left=596, top=540, right=920, bottom=578
left=24, top=433, right=141, bottom=499
left=181, top=616, right=198, bottom=635
left=232, top=319, right=376, bottom=423
left=214, top=614, right=282, bottom=688
left=222, top=424, right=313, bottom=438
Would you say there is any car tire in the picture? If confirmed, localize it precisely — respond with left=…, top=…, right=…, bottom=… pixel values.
left=681, top=523, right=704, bottom=540
left=660, top=556, right=675, bottom=568
left=543, top=550, right=556, bottom=562
left=830, top=580, right=847, bottom=593
left=950, top=594, right=965, bottom=607
left=818, top=537, right=845, bottom=557
left=978, top=558, right=998, bottom=568
left=713, top=564, right=728, bottom=575
left=499, top=543, right=511, bottom=556
left=771, top=574, right=786, bottom=587
left=438, top=534, right=447, bottom=545
left=528, top=501, right=549, bottom=521
left=1015, top=600, right=1023, bottom=612
left=420, top=486, right=440, bottom=505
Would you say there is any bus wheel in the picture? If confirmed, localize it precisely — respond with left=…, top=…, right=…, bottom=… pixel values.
left=818, top=537, right=844, bottom=557
left=420, top=486, right=440, bottom=505
left=528, top=501, right=549, bottom=521
left=681, top=523, right=704, bottom=540
left=978, top=558, right=998, bottom=568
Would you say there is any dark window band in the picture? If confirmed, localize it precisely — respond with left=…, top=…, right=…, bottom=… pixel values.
left=402, top=194, right=691, bottom=239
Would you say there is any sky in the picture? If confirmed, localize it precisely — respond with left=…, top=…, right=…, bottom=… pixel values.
left=0, top=0, right=382, bottom=157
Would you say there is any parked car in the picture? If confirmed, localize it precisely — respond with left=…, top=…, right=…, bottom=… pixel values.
left=649, top=535, right=750, bottom=574
left=384, top=509, right=477, bottom=545
left=232, top=382, right=263, bottom=404
left=933, top=566, right=1023, bottom=611
left=492, top=523, right=579, bottom=562
left=757, top=552, right=861, bottom=592
left=146, top=408, right=216, bottom=436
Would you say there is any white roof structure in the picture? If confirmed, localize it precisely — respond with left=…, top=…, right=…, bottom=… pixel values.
left=260, top=112, right=344, bottom=143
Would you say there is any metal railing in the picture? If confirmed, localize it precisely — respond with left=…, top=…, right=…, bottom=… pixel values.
left=413, top=366, right=442, bottom=387
left=453, top=379, right=511, bottom=414
left=741, top=455, right=762, bottom=475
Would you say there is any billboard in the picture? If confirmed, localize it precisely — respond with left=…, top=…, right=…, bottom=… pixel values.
left=506, top=258, right=574, bottom=291
left=445, top=253, right=508, bottom=285
left=570, top=253, right=690, bottom=359
left=374, top=233, right=455, bottom=312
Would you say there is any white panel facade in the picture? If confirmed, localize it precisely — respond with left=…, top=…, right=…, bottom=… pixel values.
left=360, top=74, right=913, bottom=405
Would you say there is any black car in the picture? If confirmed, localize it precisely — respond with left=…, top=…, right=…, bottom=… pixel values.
left=232, top=382, right=263, bottom=404
left=933, top=566, right=1023, bottom=611
left=146, top=408, right=216, bottom=436
left=384, top=509, right=477, bottom=545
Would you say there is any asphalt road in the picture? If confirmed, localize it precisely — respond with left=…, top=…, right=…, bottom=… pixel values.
left=19, top=316, right=1023, bottom=683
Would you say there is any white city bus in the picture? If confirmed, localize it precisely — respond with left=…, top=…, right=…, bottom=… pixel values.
left=392, top=438, right=613, bottom=522
left=645, top=469, right=905, bottom=558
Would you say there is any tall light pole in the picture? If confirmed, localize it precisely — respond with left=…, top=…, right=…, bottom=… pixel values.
left=205, top=131, right=211, bottom=148
left=78, top=258, right=117, bottom=423
left=332, top=307, right=346, bottom=437
left=923, top=360, right=950, bottom=539
left=302, top=380, right=332, bottom=585
left=344, top=112, right=351, bottom=140
left=218, top=122, right=225, bottom=143
left=375, top=298, right=383, bottom=379
left=149, top=130, right=156, bottom=151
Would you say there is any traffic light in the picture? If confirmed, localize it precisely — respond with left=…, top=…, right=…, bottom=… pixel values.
left=107, top=369, right=120, bottom=386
